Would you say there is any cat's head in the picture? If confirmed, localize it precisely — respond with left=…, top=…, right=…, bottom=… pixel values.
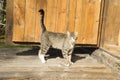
left=67, top=31, right=78, bottom=43
left=38, top=9, right=44, bottom=15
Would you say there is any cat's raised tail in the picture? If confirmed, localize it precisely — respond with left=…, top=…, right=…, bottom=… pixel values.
left=38, top=9, right=46, bottom=32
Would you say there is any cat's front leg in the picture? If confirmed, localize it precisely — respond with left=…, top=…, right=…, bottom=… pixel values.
left=66, top=54, right=73, bottom=66
left=62, top=49, right=73, bottom=66
left=38, top=50, right=46, bottom=63
left=63, top=54, right=73, bottom=66
left=66, top=49, right=74, bottom=66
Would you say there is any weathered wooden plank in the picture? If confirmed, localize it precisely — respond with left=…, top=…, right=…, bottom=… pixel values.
left=103, top=0, right=120, bottom=46
left=67, top=0, right=76, bottom=32
left=12, top=0, right=25, bottom=42
left=75, top=0, right=84, bottom=44
left=75, top=0, right=101, bottom=44
left=6, top=0, right=14, bottom=45
left=55, top=0, right=68, bottom=33
left=10, top=0, right=102, bottom=45
left=24, top=0, right=36, bottom=42
left=98, top=0, right=105, bottom=47
left=101, top=0, right=120, bottom=57
left=84, top=0, right=101, bottom=44
left=34, top=0, right=47, bottom=42
left=46, top=0, right=57, bottom=32
left=84, top=0, right=93, bottom=44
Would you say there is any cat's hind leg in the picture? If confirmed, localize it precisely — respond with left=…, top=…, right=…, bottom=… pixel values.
left=38, top=45, right=50, bottom=63
left=38, top=50, right=46, bottom=63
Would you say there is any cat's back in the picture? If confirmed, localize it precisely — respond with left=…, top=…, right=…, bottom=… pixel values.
left=47, top=31, right=67, bottom=49
left=48, top=31, right=66, bottom=39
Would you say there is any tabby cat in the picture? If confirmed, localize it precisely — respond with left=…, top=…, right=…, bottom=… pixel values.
left=38, top=9, right=78, bottom=66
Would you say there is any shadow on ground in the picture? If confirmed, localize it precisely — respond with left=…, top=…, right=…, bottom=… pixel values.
left=16, top=46, right=98, bottom=62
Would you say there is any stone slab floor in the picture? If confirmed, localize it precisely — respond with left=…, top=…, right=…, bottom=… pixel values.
left=0, top=47, right=119, bottom=80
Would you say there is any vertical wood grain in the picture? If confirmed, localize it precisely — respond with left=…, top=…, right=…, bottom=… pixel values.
left=101, top=0, right=120, bottom=57
left=12, top=0, right=25, bottom=42
left=75, top=0, right=84, bottom=43
left=98, top=0, right=105, bottom=47
left=6, top=0, right=14, bottom=44
left=35, top=0, right=47, bottom=42
left=103, top=0, right=120, bottom=46
left=67, top=0, right=76, bottom=32
left=55, top=0, right=68, bottom=33
left=84, top=0, right=101, bottom=44
left=46, top=0, right=57, bottom=32
left=11, top=0, right=102, bottom=45
left=24, top=0, right=36, bottom=42
left=75, top=0, right=101, bottom=44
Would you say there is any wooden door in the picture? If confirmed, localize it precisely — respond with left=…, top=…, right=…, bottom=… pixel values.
left=100, top=0, right=120, bottom=57
left=12, top=0, right=101, bottom=45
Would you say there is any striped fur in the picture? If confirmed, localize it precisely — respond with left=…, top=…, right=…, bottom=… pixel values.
left=38, top=9, right=78, bottom=66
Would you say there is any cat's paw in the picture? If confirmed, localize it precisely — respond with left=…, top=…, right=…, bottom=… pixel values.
left=65, top=64, right=71, bottom=67
left=65, top=62, right=74, bottom=67
left=38, top=54, right=46, bottom=63
left=40, top=57, right=46, bottom=63
left=41, top=60, right=46, bottom=63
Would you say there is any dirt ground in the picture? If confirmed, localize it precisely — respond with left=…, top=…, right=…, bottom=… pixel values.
left=0, top=47, right=119, bottom=80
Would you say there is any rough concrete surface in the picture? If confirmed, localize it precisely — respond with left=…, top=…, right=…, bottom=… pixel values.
left=0, top=47, right=119, bottom=80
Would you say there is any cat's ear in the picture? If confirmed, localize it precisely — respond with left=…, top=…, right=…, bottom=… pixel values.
left=67, top=31, right=70, bottom=37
